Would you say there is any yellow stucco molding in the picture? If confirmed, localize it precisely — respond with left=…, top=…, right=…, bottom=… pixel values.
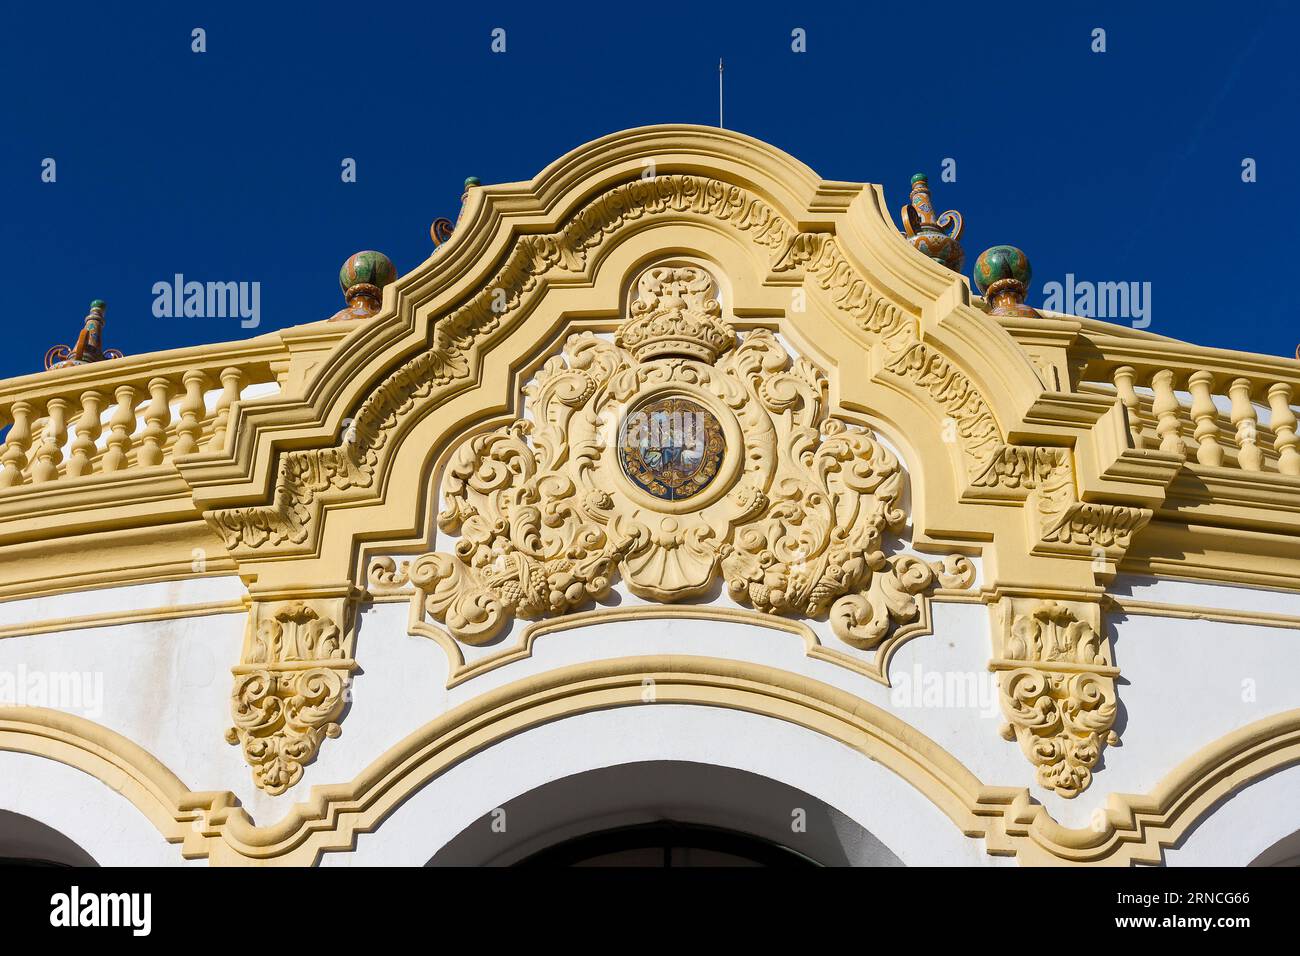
left=224, top=585, right=362, bottom=795
left=1106, top=594, right=1300, bottom=630
left=2, top=655, right=1298, bottom=866
left=1, top=125, right=1297, bottom=601
left=989, top=598, right=1119, bottom=799
left=373, top=265, right=979, bottom=697
left=0, top=599, right=245, bottom=641
left=380, top=597, right=973, bottom=690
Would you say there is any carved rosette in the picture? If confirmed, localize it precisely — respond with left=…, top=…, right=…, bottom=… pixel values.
left=405, top=263, right=970, bottom=652
left=992, top=599, right=1120, bottom=798
left=225, top=595, right=358, bottom=795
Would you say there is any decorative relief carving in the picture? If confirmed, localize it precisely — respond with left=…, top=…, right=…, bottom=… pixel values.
left=971, top=444, right=1072, bottom=496
left=768, top=233, right=911, bottom=343
left=992, top=599, right=1119, bottom=798
left=225, top=595, right=358, bottom=795
left=207, top=175, right=967, bottom=554
left=618, top=266, right=733, bottom=363
left=402, top=263, right=969, bottom=654
left=366, top=556, right=412, bottom=595
left=882, top=343, right=1003, bottom=474
left=1039, top=502, right=1150, bottom=552
left=969, top=443, right=1151, bottom=564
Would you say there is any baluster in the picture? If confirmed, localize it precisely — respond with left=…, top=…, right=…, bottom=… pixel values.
left=32, top=397, right=69, bottom=482
left=102, top=385, right=138, bottom=472
left=138, top=377, right=173, bottom=467
left=1112, top=365, right=1145, bottom=450
left=1229, top=378, right=1262, bottom=472
left=1151, top=369, right=1184, bottom=456
left=0, top=401, right=33, bottom=487
left=68, top=390, right=103, bottom=478
left=1268, top=383, right=1300, bottom=476
left=1187, top=371, right=1224, bottom=466
left=174, top=370, right=208, bottom=456
left=209, top=367, right=243, bottom=451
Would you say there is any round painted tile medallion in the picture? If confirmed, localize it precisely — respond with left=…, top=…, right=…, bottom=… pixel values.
left=618, top=395, right=726, bottom=502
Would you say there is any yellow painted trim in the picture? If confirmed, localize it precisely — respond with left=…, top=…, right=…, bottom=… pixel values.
left=2, top=655, right=1298, bottom=866
left=413, top=596, right=966, bottom=689
left=1108, top=596, right=1300, bottom=631
left=0, top=599, right=246, bottom=641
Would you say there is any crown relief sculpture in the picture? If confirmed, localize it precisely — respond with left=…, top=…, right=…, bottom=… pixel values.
left=396, top=262, right=973, bottom=653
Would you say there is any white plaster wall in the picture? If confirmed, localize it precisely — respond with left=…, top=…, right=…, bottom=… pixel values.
left=0, top=752, right=203, bottom=866
left=1164, top=761, right=1300, bottom=866
left=321, top=705, right=1011, bottom=867
left=3, top=566, right=1300, bottom=863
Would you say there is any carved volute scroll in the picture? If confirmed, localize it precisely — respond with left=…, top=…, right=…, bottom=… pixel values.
left=991, top=598, right=1120, bottom=798
left=225, top=589, right=359, bottom=795
left=403, top=262, right=971, bottom=654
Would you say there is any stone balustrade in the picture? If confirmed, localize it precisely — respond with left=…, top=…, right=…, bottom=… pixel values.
left=0, top=346, right=285, bottom=489
left=1063, top=334, right=1300, bottom=476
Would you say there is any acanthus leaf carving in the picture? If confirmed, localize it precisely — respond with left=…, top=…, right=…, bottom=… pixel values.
left=225, top=595, right=358, bottom=795
left=882, top=343, right=1003, bottom=475
left=992, top=598, right=1119, bottom=799
left=967, top=443, right=1151, bottom=568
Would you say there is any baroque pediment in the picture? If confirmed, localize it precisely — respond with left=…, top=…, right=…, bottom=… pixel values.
left=402, top=262, right=972, bottom=650
left=6, top=126, right=1300, bottom=862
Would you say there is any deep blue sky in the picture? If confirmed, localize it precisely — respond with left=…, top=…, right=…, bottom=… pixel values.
left=3, top=1, right=1297, bottom=379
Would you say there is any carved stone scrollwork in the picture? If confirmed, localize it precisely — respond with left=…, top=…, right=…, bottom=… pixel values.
left=969, top=443, right=1151, bottom=573
left=991, top=598, right=1119, bottom=798
left=404, top=263, right=969, bottom=654
left=225, top=592, right=358, bottom=795
left=207, top=174, right=1003, bottom=557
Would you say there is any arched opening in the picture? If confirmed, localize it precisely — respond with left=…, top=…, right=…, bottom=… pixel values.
left=1251, top=828, right=1300, bottom=867
left=517, top=821, right=816, bottom=867
left=0, top=810, right=98, bottom=867
left=428, top=760, right=904, bottom=867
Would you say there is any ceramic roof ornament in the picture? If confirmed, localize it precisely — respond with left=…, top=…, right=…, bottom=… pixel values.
left=330, top=251, right=397, bottom=322
left=901, top=173, right=965, bottom=273
left=45, top=300, right=124, bottom=369
left=431, top=177, right=481, bottom=248
left=973, top=245, right=1040, bottom=317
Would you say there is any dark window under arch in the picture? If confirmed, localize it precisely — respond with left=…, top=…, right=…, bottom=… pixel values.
left=517, top=821, right=818, bottom=868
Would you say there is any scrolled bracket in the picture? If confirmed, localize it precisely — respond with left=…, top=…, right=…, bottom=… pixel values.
left=225, top=586, right=361, bottom=795
left=990, top=597, right=1120, bottom=798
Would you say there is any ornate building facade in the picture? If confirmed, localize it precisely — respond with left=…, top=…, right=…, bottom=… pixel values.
left=2, top=126, right=1299, bottom=866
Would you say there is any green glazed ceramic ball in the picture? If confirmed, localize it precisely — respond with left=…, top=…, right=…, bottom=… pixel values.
left=339, top=251, right=396, bottom=294
left=973, top=245, right=1031, bottom=296
left=910, top=172, right=928, bottom=186
left=89, top=299, right=106, bottom=312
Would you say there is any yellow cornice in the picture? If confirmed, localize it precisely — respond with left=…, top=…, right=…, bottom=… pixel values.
left=0, top=124, right=1295, bottom=597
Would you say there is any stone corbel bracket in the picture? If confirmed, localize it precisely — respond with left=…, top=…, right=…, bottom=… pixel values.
left=225, top=584, right=362, bottom=795
left=989, top=595, right=1119, bottom=798
left=967, top=443, right=1152, bottom=582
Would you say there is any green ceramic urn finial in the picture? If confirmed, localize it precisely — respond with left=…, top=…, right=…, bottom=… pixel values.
left=901, top=173, right=965, bottom=273
left=330, top=251, right=396, bottom=322
left=973, top=245, right=1039, bottom=317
